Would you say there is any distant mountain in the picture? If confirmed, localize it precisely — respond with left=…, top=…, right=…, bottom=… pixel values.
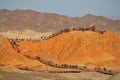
left=0, top=9, right=120, bottom=35
left=107, top=16, right=120, bottom=20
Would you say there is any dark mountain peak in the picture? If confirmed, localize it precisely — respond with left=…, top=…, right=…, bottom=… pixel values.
left=13, top=9, right=41, bottom=15
left=0, top=9, right=10, bottom=11
left=83, top=14, right=96, bottom=18
left=0, top=9, right=11, bottom=13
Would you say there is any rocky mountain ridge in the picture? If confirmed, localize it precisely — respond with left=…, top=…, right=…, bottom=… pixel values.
left=0, top=9, right=120, bottom=35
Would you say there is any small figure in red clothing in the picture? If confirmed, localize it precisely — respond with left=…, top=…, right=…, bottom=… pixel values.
left=90, top=25, right=96, bottom=31
left=94, top=67, right=101, bottom=72
left=17, top=50, right=20, bottom=53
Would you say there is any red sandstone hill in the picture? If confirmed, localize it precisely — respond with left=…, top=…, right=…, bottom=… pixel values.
left=0, top=31, right=120, bottom=71
left=0, top=9, right=120, bottom=35
left=0, top=38, right=44, bottom=67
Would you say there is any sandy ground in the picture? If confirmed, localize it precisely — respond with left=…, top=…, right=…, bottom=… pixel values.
left=58, top=72, right=111, bottom=80
left=106, top=73, right=120, bottom=80
left=0, top=75, right=3, bottom=78
left=0, top=30, right=53, bottom=39
left=0, top=67, right=115, bottom=80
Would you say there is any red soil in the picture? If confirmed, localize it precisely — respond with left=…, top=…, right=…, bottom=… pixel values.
left=0, top=31, right=120, bottom=71
left=0, top=38, right=44, bottom=67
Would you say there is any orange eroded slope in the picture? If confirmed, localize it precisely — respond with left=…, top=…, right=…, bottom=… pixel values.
left=17, top=31, right=120, bottom=70
left=0, top=38, right=44, bottom=67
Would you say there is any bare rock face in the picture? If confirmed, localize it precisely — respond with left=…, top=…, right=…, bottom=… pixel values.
left=16, top=31, right=120, bottom=71
left=0, top=9, right=120, bottom=35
